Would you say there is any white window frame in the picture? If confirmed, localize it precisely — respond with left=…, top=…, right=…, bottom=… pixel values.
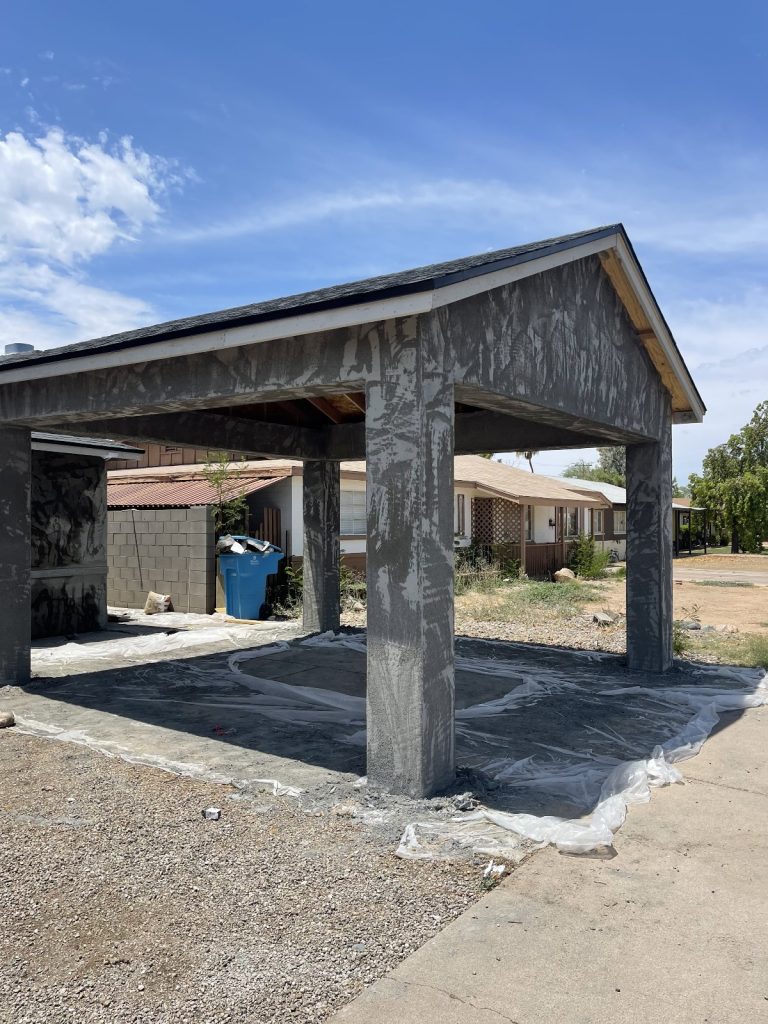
left=565, top=506, right=579, bottom=538
left=455, top=493, right=466, bottom=535
left=524, top=505, right=533, bottom=541
left=340, top=489, right=367, bottom=536
left=614, top=509, right=627, bottom=535
left=592, top=509, right=605, bottom=537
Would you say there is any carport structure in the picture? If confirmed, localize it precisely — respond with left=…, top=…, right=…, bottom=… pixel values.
left=0, top=225, right=704, bottom=797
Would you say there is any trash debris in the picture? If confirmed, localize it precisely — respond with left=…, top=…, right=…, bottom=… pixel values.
left=451, top=792, right=478, bottom=811
left=481, top=859, right=507, bottom=889
left=143, top=591, right=173, bottom=615
left=0, top=711, right=15, bottom=729
left=202, top=807, right=221, bottom=821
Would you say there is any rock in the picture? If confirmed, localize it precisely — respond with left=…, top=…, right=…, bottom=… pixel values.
left=202, top=807, right=221, bottom=821
left=715, top=624, right=739, bottom=634
left=0, top=711, right=15, bottom=729
left=699, top=625, right=716, bottom=634
left=553, top=568, right=575, bottom=582
left=352, top=601, right=365, bottom=613
left=678, top=619, right=701, bottom=631
left=593, top=611, right=615, bottom=627
left=330, top=802, right=361, bottom=818
left=450, top=792, right=478, bottom=811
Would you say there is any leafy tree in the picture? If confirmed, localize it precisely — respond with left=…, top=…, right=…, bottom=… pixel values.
left=563, top=447, right=625, bottom=486
left=689, top=401, right=768, bottom=553
left=672, top=477, right=690, bottom=498
left=202, top=451, right=249, bottom=536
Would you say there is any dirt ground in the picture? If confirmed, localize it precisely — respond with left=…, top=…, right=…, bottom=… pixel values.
left=0, top=732, right=480, bottom=1024
left=674, top=553, right=768, bottom=571
left=583, top=577, right=768, bottom=634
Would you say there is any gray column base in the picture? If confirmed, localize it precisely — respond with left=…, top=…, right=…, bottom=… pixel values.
left=626, top=409, right=673, bottom=673
left=302, top=460, right=341, bottom=634
left=0, top=426, right=31, bottom=684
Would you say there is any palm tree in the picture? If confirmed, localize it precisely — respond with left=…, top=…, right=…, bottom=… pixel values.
left=517, top=449, right=538, bottom=473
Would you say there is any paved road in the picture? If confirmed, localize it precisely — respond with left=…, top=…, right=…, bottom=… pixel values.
left=332, top=702, right=768, bottom=1024
left=673, top=565, right=768, bottom=586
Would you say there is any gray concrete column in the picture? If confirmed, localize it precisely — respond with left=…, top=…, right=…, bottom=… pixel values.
left=0, top=425, right=31, bottom=684
left=302, top=459, right=341, bottom=633
left=626, top=407, right=673, bottom=672
left=365, top=317, right=456, bottom=797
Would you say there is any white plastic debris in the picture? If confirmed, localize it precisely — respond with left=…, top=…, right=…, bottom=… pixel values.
left=143, top=591, right=173, bottom=615
left=202, top=807, right=221, bottom=820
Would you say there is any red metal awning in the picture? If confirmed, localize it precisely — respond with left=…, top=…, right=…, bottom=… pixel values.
left=107, top=474, right=283, bottom=509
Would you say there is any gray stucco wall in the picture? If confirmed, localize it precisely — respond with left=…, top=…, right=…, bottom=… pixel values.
left=107, top=506, right=215, bottom=614
left=31, top=450, right=107, bottom=639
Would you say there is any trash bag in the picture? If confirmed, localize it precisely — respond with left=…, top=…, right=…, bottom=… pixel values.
left=143, top=591, right=173, bottom=615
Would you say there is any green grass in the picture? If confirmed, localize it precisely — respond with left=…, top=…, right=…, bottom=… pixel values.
left=694, top=632, right=768, bottom=669
left=456, top=577, right=604, bottom=624
left=691, top=579, right=755, bottom=588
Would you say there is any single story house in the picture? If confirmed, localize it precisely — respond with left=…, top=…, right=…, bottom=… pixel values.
left=30, top=432, right=142, bottom=636
left=106, top=454, right=606, bottom=610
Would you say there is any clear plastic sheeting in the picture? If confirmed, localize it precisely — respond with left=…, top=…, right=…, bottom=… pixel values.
left=281, top=634, right=767, bottom=858
left=21, top=623, right=768, bottom=859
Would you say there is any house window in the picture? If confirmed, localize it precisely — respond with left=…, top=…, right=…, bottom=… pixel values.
left=525, top=505, right=533, bottom=541
left=565, top=506, right=579, bottom=537
left=592, top=509, right=604, bottom=536
left=341, top=489, right=366, bottom=535
left=614, top=509, right=627, bottom=534
left=455, top=493, right=466, bottom=535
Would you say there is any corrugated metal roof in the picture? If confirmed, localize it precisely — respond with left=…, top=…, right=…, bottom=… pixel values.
left=107, top=474, right=283, bottom=508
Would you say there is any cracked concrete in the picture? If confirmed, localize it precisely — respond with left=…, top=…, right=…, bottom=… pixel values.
left=331, top=702, right=768, bottom=1023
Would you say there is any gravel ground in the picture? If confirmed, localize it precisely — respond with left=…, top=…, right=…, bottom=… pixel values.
left=0, top=732, right=483, bottom=1024
left=342, top=606, right=627, bottom=654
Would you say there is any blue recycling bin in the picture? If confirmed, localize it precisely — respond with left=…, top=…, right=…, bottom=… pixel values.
left=218, top=537, right=284, bottom=620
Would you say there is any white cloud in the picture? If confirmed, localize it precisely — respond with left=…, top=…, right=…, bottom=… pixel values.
left=164, top=174, right=768, bottom=259
left=0, top=127, right=185, bottom=348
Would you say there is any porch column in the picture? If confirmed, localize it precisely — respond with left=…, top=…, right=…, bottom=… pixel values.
left=626, top=408, right=673, bottom=672
left=365, top=317, right=455, bottom=797
left=519, top=504, right=527, bottom=575
left=302, top=460, right=340, bottom=633
left=0, top=426, right=31, bottom=684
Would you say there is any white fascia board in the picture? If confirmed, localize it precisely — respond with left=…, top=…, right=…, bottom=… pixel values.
left=429, top=234, right=621, bottom=309
left=0, top=292, right=432, bottom=385
left=1, top=231, right=701, bottom=430
left=0, top=238, right=618, bottom=386
left=613, top=235, right=705, bottom=424
left=31, top=439, right=142, bottom=461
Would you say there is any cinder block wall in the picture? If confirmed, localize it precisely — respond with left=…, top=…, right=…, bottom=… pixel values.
left=107, top=505, right=215, bottom=614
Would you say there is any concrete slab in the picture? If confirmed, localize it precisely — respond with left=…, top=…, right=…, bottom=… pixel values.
left=332, top=704, right=768, bottom=1024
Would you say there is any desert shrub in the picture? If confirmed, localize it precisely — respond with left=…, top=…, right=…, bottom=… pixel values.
left=568, top=533, right=610, bottom=579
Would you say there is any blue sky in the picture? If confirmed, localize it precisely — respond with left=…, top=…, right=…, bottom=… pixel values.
left=1, top=1, right=766, bottom=480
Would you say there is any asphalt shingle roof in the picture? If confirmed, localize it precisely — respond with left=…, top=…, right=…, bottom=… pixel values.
left=0, top=225, right=621, bottom=370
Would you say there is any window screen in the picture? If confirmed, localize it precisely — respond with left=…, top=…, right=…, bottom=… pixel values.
left=340, top=489, right=366, bottom=535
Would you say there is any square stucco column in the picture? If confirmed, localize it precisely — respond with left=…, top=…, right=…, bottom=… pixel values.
left=302, top=460, right=341, bottom=633
left=365, top=316, right=455, bottom=797
left=0, top=425, right=31, bottom=684
left=626, top=408, right=673, bottom=672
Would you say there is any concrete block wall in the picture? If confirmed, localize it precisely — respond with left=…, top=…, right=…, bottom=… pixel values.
left=107, top=505, right=215, bottom=614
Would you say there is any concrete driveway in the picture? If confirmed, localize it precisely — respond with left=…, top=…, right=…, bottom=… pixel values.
left=332, top=701, right=768, bottom=1024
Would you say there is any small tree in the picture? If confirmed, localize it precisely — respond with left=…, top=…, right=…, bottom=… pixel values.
left=202, top=451, right=249, bottom=536
left=563, top=447, right=625, bottom=487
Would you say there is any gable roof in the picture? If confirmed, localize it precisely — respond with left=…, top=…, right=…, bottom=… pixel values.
left=0, top=225, right=704, bottom=423
left=108, top=457, right=604, bottom=509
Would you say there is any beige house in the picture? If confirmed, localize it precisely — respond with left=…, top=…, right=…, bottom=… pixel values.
left=106, top=454, right=606, bottom=607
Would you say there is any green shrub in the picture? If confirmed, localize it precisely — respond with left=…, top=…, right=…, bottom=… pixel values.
left=568, top=533, right=610, bottom=579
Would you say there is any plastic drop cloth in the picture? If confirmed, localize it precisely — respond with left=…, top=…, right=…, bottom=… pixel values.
left=23, top=626, right=768, bottom=859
